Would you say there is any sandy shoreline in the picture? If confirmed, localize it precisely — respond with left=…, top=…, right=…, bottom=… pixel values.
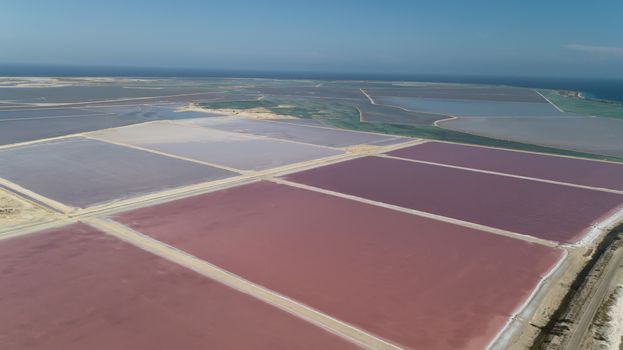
left=0, top=187, right=57, bottom=234
left=491, top=204, right=623, bottom=349
left=177, top=103, right=300, bottom=120
left=598, top=285, right=623, bottom=348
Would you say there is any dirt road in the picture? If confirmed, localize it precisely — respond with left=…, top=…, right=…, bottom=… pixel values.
left=564, top=241, right=623, bottom=349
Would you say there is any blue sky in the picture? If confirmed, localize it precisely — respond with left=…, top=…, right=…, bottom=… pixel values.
left=2, top=0, right=622, bottom=77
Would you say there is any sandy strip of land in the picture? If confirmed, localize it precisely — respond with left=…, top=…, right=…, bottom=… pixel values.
left=0, top=187, right=59, bottom=235
left=178, top=103, right=299, bottom=120
left=535, top=90, right=565, bottom=112
left=603, top=286, right=623, bottom=348
left=360, top=88, right=376, bottom=104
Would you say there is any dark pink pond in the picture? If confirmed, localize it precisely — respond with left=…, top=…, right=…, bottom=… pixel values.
left=114, top=181, right=561, bottom=349
left=284, top=156, right=623, bottom=243
left=0, top=223, right=357, bottom=350
left=388, top=141, right=623, bottom=191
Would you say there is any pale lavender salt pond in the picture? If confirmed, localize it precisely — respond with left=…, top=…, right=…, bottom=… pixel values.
left=0, top=137, right=236, bottom=208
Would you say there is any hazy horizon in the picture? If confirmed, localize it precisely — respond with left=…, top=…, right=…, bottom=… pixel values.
left=2, top=0, right=623, bottom=78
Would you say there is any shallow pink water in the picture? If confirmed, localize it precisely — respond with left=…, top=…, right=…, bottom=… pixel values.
left=115, top=181, right=562, bottom=349
left=0, top=223, right=358, bottom=350
left=388, top=141, right=623, bottom=191
left=284, top=156, right=623, bottom=243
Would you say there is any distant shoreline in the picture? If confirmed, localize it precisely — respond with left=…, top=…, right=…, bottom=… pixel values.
left=560, top=90, right=584, bottom=99
left=558, top=89, right=623, bottom=106
left=0, top=68, right=621, bottom=104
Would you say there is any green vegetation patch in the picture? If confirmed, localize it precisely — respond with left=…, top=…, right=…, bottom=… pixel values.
left=202, top=96, right=623, bottom=163
left=318, top=106, right=623, bottom=162
left=202, top=97, right=356, bottom=120
left=540, top=90, right=623, bottom=120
